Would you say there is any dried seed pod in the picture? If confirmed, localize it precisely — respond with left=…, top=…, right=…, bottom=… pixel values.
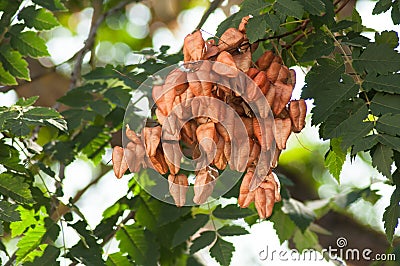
left=248, top=139, right=261, bottom=167
left=256, top=181, right=276, bottom=219
left=289, top=69, right=296, bottom=86
left=183, top=30, right=205, bottom=61
left=213, top=51, right=238, bottom=78
left=193, top=166, right=218, bottom=204
left=273, top=117, right=292, bottom=150
left=112, top=146, right=129, bottom=179
left=126, top=125, right=141, bottom=144
left=253, top=117, right=274, bottom=151
left=241, top=117, right=254, bottom=137
left=246, top=67, right=260, bottom=79
left=165, top=69, right=188, bottom=95
left=238, top=166, right=256, bottom=208
left=143, top=126, right=162, bottom=157
left=233, top=50, right=252, bottom=72
left=253, top=71, right=268, bottom=95
left=289, top=99, right=307, bottom=133
left=162, top=113, right=181, bottom=141
left=163, top=141, right=182, bottom=175
left=266, top=62, right=281, bottom=83
left=196, top=122, right=217, bottom=159
left=156, top=108, right=166, bottom=125
left=277, top=65, right=290, bottom=83
left=218, top=28, right=244, bottom=51
left=216, top=122, right=230, bottom=142
left=256, top=50, right=274, bottom=70
left=270, top=147, right=281, bottom=168
left=272, top=81, right=294, bottom=115
left=125, top=141, right=147, bottom=173
left=204, top=39, right=220, bottom=59
left=152, top=84, right=176, bottom=116
left=148, top=147, right=169, bottom=174
left=168, top=174, right=189, bottom=207
left=181, top=120, right=197, bottom=145
left=238, top=15, right=251, bottom=33
left=213, top=133, right=227, bottom=170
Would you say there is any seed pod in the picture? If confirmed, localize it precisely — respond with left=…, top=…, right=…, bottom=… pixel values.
left=248, top=139, right=261, bottom=167
left=246, top=67, right=260, bottom=79
left=181, top=120, right=197, bottom=145
left=213, top=51, right=238, bottom=78
left=183, top=30, right=205, bottom=61
left=148, top=147, right=169, bottom=174
left=253, top=117, right=274, bottom=151
left=256, top=181, right=276, bottom=219
left=162, top=113, right=181, bottom=141
left=196, top=122, right=217, bottom=159
left=193, top=166, right=218, bottom=204
left=277, top=65, right=290, bottom=83
left=204, top=39, right=220, bottom=59
left=143, top=126, right=162, bottom=157
left=238, top=166, right=256, bottom=208
left=213, top=133, right=227, bottom=170
left=274, top=117, right=292, bottom=150
left=289, top=99, right=307, bottom=133
left=163, top=141, right=182, bottom=175
left=289, top=69, right=296, bottom=86
left=238, top=15, right=251, bottom=33
left=125, top=125, right=141, bottom=144
left=272, top=81, right=294, bottom=116
left=125, top=141, right=147, bottom=173
left=233, top=50, right=252, bottom=72
left=152, top=84, right=176, bottom=116
left=218, top=28, right=244, bottom=51
left=165, top=69, right=188, bottom=95
left=241, top=117, right=253, bottom=137
left=112, top=146, right=129, bottom=179
left=256, top=50, right=274, bottom=70
left=253, top=71, right=268, bottom=96
left=270, top=147, right=281, bottom=168
left=156, top=108, right=166, bottom=125
left=266, top=62, right=281, bottom=83
left=168, top=174, right=189, bottom=207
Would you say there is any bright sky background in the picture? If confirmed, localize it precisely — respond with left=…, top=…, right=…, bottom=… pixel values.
left=0, top=1, right=399, bottom=265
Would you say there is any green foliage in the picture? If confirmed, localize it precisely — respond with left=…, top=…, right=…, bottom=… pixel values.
left=324, top=138, right=346, bottom=181
left=383, top=171, right=400, bottom=243
left=189, top=231, right=216, bottom=254
left=210, top=236, right=235, bottom=266
left=213, top=204, right=256, bottom=219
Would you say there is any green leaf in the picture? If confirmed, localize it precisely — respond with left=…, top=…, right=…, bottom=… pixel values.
left=378, top=134, right=400, bottom=152
left=117, top=225, right=159, bottom=266
left=376, top=114, right=400, bottom=136
left=373, top=0, right=392, bottom=14
left=383, top=173, right=400, bottom=243
left=172, top=214, right=209, bottom=247
left=275, top=0, right=304, bottom=19
left=263, top=13, right=280, bottom=32
left=353, top=43, right=400, bottom=74
left=375, top=31, right=399, bottom=49
left=0, top=45, right=30, bottom=80
left=16, top=221, right=46, bottom=263
left=24, top=245, right=60, bottom=266
left=9, top=29, right=49, bottom=58
left=371, top=143, right=393, bottom=179
left=282, top=198, right=315, bottom=232
left=293, top=229, right=319, bottom=252
left=106, top=252, right=133, bottom=266
left=392, top=2, right=400, bottom=24
left=18, top=6, right=59, bottom=30
left=210, top=237, right=235, bottom=266
left=213, top=204, right=256, bottom=219
left=270, top=208, right=296, bottom=243
left=10, top=207, right=36, bottom=237
left=89, top=100, right=112, bottom=116
left=217, top=225, right=249, bottom=236
left=325, top=138, right=346, bottom=181
left=16, top=96, right=39, bottom=107
left=370, top=92, right=400, bottom=115
left=363, top=73, right=400, bottom=94
left=104, top=87, right=131, bottom=109
left=31, top=0, right=67, bottom=11
left=0, top=62, right=17, bottom=85
left=245, top=15, right=266, bottom=43
left=58, top=90, right=93, bottom=107
left=0, top=173, right=34, bottom=204
left=0, top=201, right=21, bottom=222
left=298, top=0, right=325, bottom=16
left=190, top=231, right=216, bottom=254
left=300, top=31, right=334, bottom=62
left=0, top=221, right=3, bottom=235
left=351, top=135, right=379, bottom=156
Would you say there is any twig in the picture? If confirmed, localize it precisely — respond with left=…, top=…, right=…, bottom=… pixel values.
left=69, top=0, right=134, bottom=90
left=335, top=0, right=352, bottom=14
left=101, top=210, right=136, bottom=247
left=196, top=0, right=224, bottom=30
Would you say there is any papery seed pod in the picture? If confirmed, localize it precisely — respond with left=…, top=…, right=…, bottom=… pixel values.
left=272, top=81, right=294, bottom=116
left=246, top=67, right=260, bottom=79
left=165, top=69, right=188, bottom=95
left=256, top=181, right=276, bottom=219
left=218, top=28, right=244, bottom=51
left=255, top=186, right=267, bottom=218
left=143, top=126, right=162, bottom=157
left=238, top=166, right=256, bottom=208
left=213, top=133, right=227, bottom=170
left=223, top=139, right=232, bottom=166
left=273, top=117, right=292, bottom=150
left=247, top=139, right=261, bottom=167
left=155, top=108, right=166, bottom=125
left=238, top=15, right=251, bottom=33
left=193, top=166, right=218, bottom=204
left=152, top=84, right=176, bottom=116
left=168, top=174, right=189, bottom=207
left=241, top=117, right=253, bottom=137
left=289, top=99, right=307, bottom=133
left=163, top=141, right=182, bottom=175
left=233, top=50, right=252, bottom=72
left=181, top=120, right=197, bottom=145
left=215, top=122, right=230, bottom=142
left=196, top=122, right=217, bottom=158
left=148, top=147, right=169, bottom=174
left=112, top=146, right=129, bottom=179
left=213, top=51, right=238, bottom=78
left=253, top=117, right=274, bottom=151
left=256, top=50, right=274, bottom=70
left=269, top=172, right=281, bottom=202
left=184, top=30, right=205, bottom=61
left=277, top=65, right=290, bottom=83
left=266, top=62, right=281, bottom=83
left=126, top=125, right=141, bottom=144
left=289, top=69, right=296, bottom=86
left=162, top=113, right=181, bottom=141
left=125, top=141, right=147, bottom=173
left=270, top=147, right=281, bottom=169
left=272, top=56, right=282, bottom=64
left=204, top=39, right=220, bottom=59
left=253, top=71, right=268, bottom=95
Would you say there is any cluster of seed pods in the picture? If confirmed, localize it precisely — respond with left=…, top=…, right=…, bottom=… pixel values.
left=112, top=16, right=307, bottom=219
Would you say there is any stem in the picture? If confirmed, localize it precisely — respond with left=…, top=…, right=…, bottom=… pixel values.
left=196, top=0, right=224, bottom=30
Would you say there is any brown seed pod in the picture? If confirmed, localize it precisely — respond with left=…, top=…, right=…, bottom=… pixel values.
left=233, top=50, right=252, bottom=72
left=246, top=67, right=260, bottom=79
left=148, top=147, right=169, bottom=174
left=253, top=71, right=268, bottom=96
left=270, top=146, right=281, bottom=169
left=289, top=99, right=307, bottom=133
left=152, top=84, right=176, bottom=116
left=193, top=166, right=218, bottom=204
left=165, top=69, right=188, bottom=95
left=168, top=174, right=189, bottom=207
left=247, top=139, right=261, bottom=167
left=125, top=141, right=147, bottom=173
left=256, top=50, right=274, bottom=70
left=277, top=65, right=290, bottom=83
left=266, top=61, right=282, bottom=83
left=218, top=28, right=244, bottom=51
left=213, top=51, right=238, bottom=78
left=183, top=30, right=205, bottom=61
left=256, top=181, right=276, bottom=219
left=238, top=166, right=256, bottom=208
left=273, top=117, right=292, bottom=150
left=238, top=15, right=251, bottom=33
left=163, top=141, right=182, bottom=175
left=204, top=39, right=220, bottom=59
left=143, top=126, right=162, bottom=157
left=272, top=81, right=294, bottom=116
left=253, top=117, right=274, bottom=151
left=196, top=122, right=217, bottom=158
left=213, top=133, right=227, bottom=170
left=112, top=146, right=129, bottom=179
left=181, top=120, right=197, bottom=146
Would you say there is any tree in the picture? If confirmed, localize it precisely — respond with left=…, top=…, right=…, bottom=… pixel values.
left=0, top=0, right=399, bottom=265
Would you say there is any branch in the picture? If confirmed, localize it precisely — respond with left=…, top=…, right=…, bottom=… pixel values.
left=196, top=0, right=224, bottom=30
left=101, top=210, right=135, bottom=247
left=69, top=0, right=134, bottom=90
